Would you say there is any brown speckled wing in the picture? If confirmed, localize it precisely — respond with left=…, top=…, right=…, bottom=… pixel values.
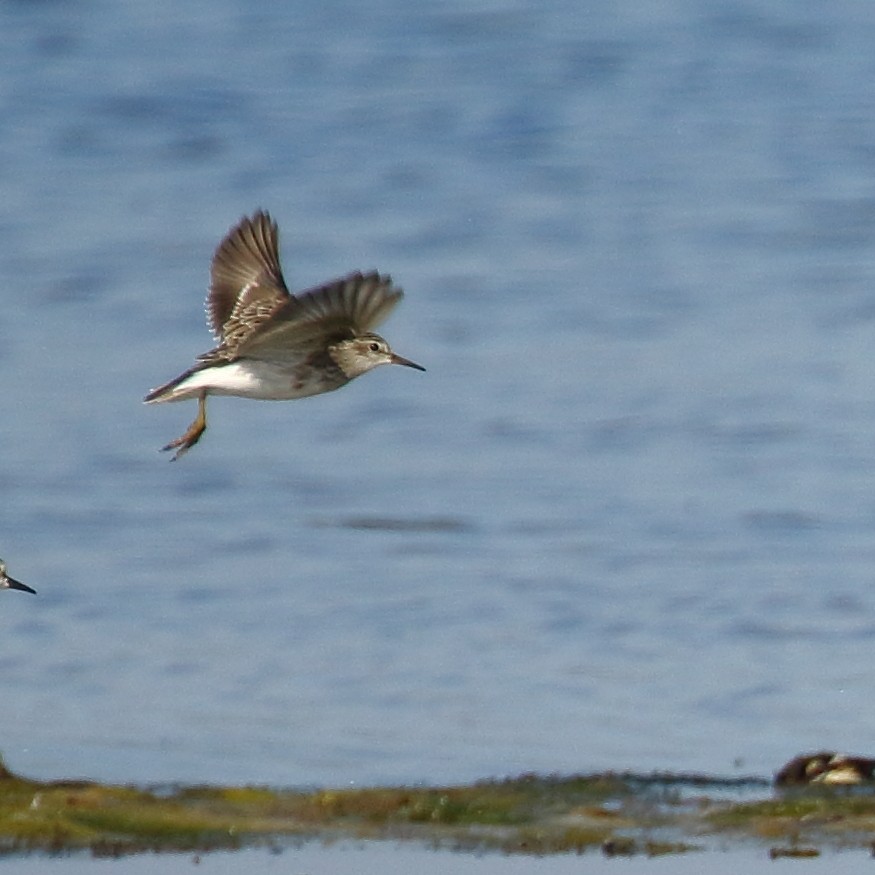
left=236, top=272, right=403, bottom=362
left=205, top=210, right=291, bottom=347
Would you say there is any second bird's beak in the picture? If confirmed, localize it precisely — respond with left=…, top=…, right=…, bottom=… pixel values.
left=391, top=353, right=426, bottom=372
left=6, top=576, right=36, bottom=594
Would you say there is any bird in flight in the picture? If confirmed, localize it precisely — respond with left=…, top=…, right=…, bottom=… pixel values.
left=145, top=210, right=424, bottom=459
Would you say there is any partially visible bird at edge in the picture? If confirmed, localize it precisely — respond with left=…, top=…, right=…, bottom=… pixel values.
left=0, top=559, right=36, bottom=594
left=144, top=210, right=425, bottom=460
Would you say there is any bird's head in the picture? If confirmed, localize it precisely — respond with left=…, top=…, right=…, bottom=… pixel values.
left=0, top=559, right=36, bottom=594
left=331, top=333, right=425, bottom=379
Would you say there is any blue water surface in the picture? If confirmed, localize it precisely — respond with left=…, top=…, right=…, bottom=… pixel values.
left=3, top=0, right=875, bottom=788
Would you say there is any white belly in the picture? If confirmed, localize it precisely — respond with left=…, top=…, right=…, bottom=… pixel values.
left=166, top=360, right=341, bottom=402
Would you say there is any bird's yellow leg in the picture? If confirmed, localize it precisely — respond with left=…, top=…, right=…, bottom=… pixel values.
left=161, top=392, right=208, bottom=461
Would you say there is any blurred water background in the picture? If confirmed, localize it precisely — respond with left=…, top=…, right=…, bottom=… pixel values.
left=5, top=843, right=874, bottom=875
left=3, top=0, right=875, bottom=789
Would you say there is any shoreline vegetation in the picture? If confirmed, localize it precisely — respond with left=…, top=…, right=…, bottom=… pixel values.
left=1, top=757, right=874, bottom=859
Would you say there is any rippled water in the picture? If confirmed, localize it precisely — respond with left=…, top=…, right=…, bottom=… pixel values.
left=4, top=0, right=875, bottom=789
left=4, top=844, right=873, bottom=875
left=5, top=844, right=872, bottom=875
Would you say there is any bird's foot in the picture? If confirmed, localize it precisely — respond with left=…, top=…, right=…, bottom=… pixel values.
left=160, top=426, right=205, bottom=461
left=160, top=396, right=207, bottom=461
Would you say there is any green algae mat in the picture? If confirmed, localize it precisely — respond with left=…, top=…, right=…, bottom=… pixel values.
left=1, top=758, right=873, bottom=859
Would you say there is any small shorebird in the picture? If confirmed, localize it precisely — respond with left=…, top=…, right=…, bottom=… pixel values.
left=775, top=752, right=875, bottom=785
left=145, top=210, right=424, bottom=459
left=0, top=559, right=36, bottom=594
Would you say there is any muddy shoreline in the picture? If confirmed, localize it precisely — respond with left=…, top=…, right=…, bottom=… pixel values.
left=1, top=759, right=873, bottom=859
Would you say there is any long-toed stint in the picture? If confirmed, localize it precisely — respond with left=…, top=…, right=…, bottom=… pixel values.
left=0, top=559, right=36, bottom=594
left=145, top=210, right=424, bottom=459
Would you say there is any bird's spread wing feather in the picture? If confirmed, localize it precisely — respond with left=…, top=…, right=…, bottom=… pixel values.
left=204, top=210, right=290, bottom=346
left=235, top=272, right=403, bottom=361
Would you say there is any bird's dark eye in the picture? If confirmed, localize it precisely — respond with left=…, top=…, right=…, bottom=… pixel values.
left=369, top=342, right=380, bottom=352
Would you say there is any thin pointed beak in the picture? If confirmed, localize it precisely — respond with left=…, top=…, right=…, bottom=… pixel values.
left=5, top=575, right=36, bottom=594
left=390, top=353, right=426, bottom=372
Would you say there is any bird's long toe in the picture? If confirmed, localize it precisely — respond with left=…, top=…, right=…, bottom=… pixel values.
left=160, top=395, right=207, bottom=461
left=160, top=430, right=203, bottom=461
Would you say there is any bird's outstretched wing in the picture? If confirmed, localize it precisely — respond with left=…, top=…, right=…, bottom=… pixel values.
left=204, top=210, right=291, bottom=349
left=234, top=271, right=403, bottom=362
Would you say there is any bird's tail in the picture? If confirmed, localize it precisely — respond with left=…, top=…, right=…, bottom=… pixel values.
left=143, top=366, right=201, bottom=404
